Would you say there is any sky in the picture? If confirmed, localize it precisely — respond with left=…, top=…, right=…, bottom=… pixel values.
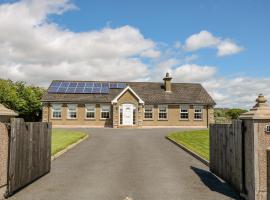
left=0, top=0, right=269, bottom=108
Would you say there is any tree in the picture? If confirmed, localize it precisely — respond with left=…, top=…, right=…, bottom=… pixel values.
left=0, top=79, right=45, bottom=121
left=225, top=108, right=248, bottom=119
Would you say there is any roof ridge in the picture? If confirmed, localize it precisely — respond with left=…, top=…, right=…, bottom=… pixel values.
left=51, top=80, right=202, bottom=85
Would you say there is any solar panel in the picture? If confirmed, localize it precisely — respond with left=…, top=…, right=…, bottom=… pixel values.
left=57, top=87, right=67, bottom=93
left=109, top=82, right=126, bottom=89
left=109, top=83, right=117, bottom=88
left=48, top=86, right=58, bottom=93
left=85, top=82, right=94, bottom=87
left=101, top=87, right=109, bottom=93
left=66, top=87, right=76, bottom=93
left=69, top=82, right=77, bottom=87
left=61, top=82, right=69, bottom=87
left=48, top=81, right=118, bottom=94
left=50, top=82, right=61, bottom=87
left=77, top=82, right=85, bottom=87
left=94, top=82, right=101, bottom=87
left=92, top=87, right=101, bottom=93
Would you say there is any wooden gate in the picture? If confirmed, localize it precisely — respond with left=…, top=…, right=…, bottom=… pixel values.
left=209, top=120, right=243, bottom=193
left=7, top=118, right=52, bottom=196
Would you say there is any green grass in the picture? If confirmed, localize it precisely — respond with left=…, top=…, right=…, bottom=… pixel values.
left=51, top=130, right=87, bottom=156
left=167, top=130, right=209, bottom=160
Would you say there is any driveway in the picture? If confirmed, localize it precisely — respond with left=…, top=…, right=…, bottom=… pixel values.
left=10, top=128, right=238, bottom=200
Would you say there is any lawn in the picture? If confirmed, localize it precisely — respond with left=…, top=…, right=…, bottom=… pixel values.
left=51, top=130, right=87, bottom=155
left=167, top=130, right=209, bottom=160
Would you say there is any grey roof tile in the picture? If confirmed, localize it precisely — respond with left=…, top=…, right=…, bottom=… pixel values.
left=41, top=81, right=216, bottom=105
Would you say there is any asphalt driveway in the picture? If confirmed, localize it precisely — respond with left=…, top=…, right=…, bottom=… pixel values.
left=10, top=128, right=238, bottom=200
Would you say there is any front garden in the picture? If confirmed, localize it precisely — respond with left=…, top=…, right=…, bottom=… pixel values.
left=167, top=130, right=209, bottom=160
left=51, top=129, right=87, bottom=155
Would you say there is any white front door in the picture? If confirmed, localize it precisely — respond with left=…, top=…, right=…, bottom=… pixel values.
left=122, top=104, right=133, bottom=125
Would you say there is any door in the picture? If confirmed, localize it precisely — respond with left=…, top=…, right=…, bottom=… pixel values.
left=122, top=104, right=133, bottom=125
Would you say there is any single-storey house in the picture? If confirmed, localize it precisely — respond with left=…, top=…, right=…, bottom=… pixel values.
left=41, top=73, right=215, bottom=128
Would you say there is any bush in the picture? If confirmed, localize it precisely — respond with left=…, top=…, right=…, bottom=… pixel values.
left=225, top=108, right=248, bottom=119
left=0, top=79, right=45, bottom=121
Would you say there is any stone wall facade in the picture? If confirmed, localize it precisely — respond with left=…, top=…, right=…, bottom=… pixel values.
left=42, top=89, right=214, bottom=128
left=0, top=123, right=9, bottom=199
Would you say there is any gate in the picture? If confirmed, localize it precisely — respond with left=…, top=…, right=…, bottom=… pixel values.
left=7, top=118, right=52, bottom=196
left=209, top=120, right=243, bottom=193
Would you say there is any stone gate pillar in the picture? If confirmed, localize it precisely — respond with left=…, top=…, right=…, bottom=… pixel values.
left=0, top=104, right=17, bottom=199
left=240, top=94, right=270, bottom=200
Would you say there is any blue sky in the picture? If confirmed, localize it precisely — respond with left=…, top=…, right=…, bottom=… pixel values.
left=48, top=0, right=270, bottom=77
left=0, top=0, right=269, bottom=108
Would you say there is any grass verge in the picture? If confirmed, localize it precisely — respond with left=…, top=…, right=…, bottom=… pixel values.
left=52, top=130, right=87, bottom=156
left=167, top=130, right=209, bottom=160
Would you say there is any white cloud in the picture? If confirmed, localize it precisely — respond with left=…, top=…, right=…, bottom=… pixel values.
left=184, top=30, right=220, bottom=51
left=0, top=0, right=268, bottom=109
left=172, top=64, right=217, bottom=82
left=203, top=77, right=270, bottom=108
left=217, top=40, right=244, bottom=56
left=140, top=49, right=161, bottom=58
left=0, top=0, right=156, bottom=85
left=184, top=30, right=243, bottom=56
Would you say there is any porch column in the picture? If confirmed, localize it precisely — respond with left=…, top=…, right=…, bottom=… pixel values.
left=112, top=103, right=118, bottom=128
left=138, top=104, right=143, bottom=127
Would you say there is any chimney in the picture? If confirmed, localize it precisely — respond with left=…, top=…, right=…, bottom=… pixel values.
left=163, top=72, right=172, bottom=92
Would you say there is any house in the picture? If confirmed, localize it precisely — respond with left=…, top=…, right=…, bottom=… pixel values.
left=41, top=73, right=215, bottom=128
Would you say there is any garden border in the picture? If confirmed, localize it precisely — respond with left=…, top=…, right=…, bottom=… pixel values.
left=51, top=135, right=89, bottom=161
left=166, top=136, right=209, bottom=166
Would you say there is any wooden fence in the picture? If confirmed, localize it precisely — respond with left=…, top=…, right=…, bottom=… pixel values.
left=209, top=120, right=243, bottom=192
left=7, top=118, right=52, bottom=196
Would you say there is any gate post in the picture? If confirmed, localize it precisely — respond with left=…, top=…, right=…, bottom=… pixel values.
left=0, top=104, right=17, bottom=199
left=240, top=94, right=270, bottom=200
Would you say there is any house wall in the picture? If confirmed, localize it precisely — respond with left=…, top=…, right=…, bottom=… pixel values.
left=42, top=103, right=113, bottom=127
left=142, top=105, right=211, bottom=127
left=42, top=98, right=214, bottom=128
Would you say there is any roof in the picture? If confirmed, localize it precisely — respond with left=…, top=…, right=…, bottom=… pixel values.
left=0, top=104, right=18, bottom=116
left=41, top=80, right=216, bottom=105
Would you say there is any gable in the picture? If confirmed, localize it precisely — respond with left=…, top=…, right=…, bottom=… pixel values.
left=111, top=86, right=144, bottom=104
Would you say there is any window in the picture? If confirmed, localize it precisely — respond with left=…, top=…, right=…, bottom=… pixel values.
left=85, top=104, right=95, bottom=119
left=158, top=105, right=168, bottom=119
left=194, top=106, right=203, bottom=120
left=67, top=104, right=77, bottom=119
left=133, top=107, right=136, bottom=125
left=266, top=125, right=270, bottom=133
left=52, top=104, right=62, bottom=119
left=144, top=105, right=153, bottom=119
left=180, top=105, right=189, bottom=120
left=101, top=105, right=110, bottom=119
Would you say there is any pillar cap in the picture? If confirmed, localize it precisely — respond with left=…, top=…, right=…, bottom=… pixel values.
left=240, top=94, right=270, bottom=120
left=0, top=104, right=18, bottom=116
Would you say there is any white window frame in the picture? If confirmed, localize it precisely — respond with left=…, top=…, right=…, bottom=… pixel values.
left=158, top=105, right=168, bottom=120
left=100, top=105, right=110, bottom=119
left=67, top=104, right=77, bottom=119
left=85, top=104, right=96, bottom=119
left=51, top=104, right=62, bottom=119
left=194, top=105, right=203, bottom=120
left=144, top=105, right=153, bottom=119
left=180, top=105, right=189, bottom=120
